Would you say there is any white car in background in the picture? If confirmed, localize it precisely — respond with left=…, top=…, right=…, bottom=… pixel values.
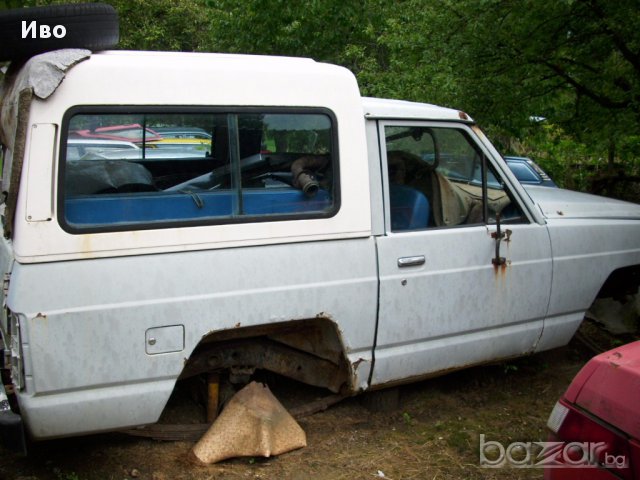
left=66, top=138, right=139, bottom=160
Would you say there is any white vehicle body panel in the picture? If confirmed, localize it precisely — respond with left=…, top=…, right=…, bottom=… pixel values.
left=535, top=218, right=640, bottom=351
left=526, top=185, right=640, bottom=220
left=521, top=186, right=640, bottom=351
left=375, top=222, right=552, bottom=385
left=10, top=238, right=378, bottom=437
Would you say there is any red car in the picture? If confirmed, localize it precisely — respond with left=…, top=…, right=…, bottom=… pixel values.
left=69, top=124, right=162, bottom=143
left=545, top=341, right=640, bottom=479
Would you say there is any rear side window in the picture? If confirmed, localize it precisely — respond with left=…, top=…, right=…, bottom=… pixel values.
left=59, top=108, right=338, bottom=232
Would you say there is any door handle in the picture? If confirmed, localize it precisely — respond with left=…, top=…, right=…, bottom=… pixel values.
left=397, top=255, right=425, bottom=268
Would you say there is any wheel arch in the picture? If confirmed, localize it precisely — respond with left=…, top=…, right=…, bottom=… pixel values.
left=593, top=264, right=640, bottom=301
left=179, top=317, right=357, bottom=395
left=585, top=263, right=640, bottom=334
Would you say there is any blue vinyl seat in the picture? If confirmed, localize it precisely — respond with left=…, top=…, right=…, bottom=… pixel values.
left=389, top=183, right=430, bottom=231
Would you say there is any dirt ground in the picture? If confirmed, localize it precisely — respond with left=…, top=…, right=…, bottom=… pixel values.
left=1, top=321, right=636, bottom=480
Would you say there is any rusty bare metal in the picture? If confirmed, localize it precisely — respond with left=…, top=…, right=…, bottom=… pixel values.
left=184, top=319, right=352, bottom=393
left=291, top=155, right=330, bottom=197
left=267, top=319, right=344, bottom=364
left=180, top=338, right=347, bottom=393
left=206, top=373, right=219, bottom=423
left=491, top=213, right=508, bottom=267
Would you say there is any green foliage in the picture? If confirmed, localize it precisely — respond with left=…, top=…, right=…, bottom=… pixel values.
left=0, top=0, right=26, bottom=8
left=431, top=1, right=640, bottom=131
left=402, top=411, right=413, bottom=425
left=110, top=0, right=213, bottom=52
left=205, top=0, right=393, bottom=83
left=53, top=468, right=82, bottom=480
left=1, top=0, right=638, bottom=196
left=423, top=0, right=640, bottom=194
left=503, top=363, right=519, bottom=374
left=521, top=123, right=599, bottom=190
left=446, top=429, right=471, bottom=454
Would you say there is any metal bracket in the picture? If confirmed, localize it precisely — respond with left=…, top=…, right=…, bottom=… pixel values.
left=491, top=213, right=512, bottom=267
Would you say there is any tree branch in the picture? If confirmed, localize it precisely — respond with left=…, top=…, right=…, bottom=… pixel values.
left=542, top=60, right=631, bottom=110
left=580, top=0, right=640, bottom=75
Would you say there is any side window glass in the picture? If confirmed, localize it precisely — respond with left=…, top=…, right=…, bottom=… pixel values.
left=62, top=111, right=336, bottom=231
left=385, top=126, right=524, bottom=231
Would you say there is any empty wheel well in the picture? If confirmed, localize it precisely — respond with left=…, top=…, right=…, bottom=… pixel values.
left=586, top=264, right=640, bottom=336
left=180, top=318, right=353, bottom=394
left=595, top=265, right=640, bottom=300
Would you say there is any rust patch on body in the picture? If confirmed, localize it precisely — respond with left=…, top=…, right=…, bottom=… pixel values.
left=493, top=259, right=512, bottom=282
left=352, top=358, right=367, bottom=370
left=493, top=262, right=507, bottom=274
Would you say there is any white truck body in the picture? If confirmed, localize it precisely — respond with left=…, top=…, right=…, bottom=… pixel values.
left=0, top=50, right=638, bottom=442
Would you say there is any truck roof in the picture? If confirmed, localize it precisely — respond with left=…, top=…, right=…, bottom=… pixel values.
left=22, top=50, right=363, bottom=114
left=94, top=49, right=322, bottom=72
left=3, top=49, right=473, bottom=136
left=362, top=96, right=474, bottom=123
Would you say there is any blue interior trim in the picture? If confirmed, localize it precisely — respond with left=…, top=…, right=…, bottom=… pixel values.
left=65, top=188, right=331, bottom=226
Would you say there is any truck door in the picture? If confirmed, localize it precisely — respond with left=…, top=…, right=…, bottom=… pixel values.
left=372, top=121, right=552, bottom=386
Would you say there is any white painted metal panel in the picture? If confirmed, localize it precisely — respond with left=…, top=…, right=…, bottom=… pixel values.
left=9, top=237, right=377, bottom=438
left=374, top=223, right=552, bottom=385
left=25, top=123, right=56, bottom=222
left=535, top=218, right=640, bottom=352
